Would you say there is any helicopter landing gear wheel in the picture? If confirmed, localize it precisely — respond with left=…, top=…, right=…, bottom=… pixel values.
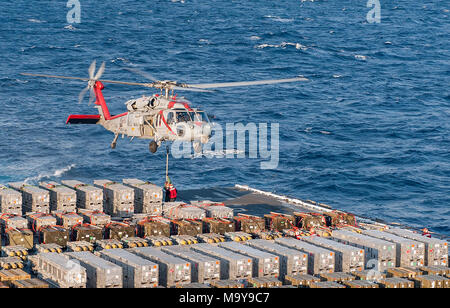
left=149, top=141, right=158, bottom=153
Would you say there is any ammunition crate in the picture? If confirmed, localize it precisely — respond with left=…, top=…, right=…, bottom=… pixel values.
left=351, top=269, right=386, bottom=282
left=95, top=239, right=123, bottom=250
left=67, top=251, right=123, bottom=288
left=202, top=218, right=235, bottom=234
left=1, top=245, right=29, bottom=259
left=62, top=180, right=103, bottom=211
left=67, top=241, right=94, bottom=252
left=104, top=222, right=135, bottom=240
left=121, top=237, right=149, bottom=248
left=38, top=226, right=70, bottom=247
left=419, top=265, right=450, bottom=277
left=210, top=280, right=245, bottom=288
left=78, top=209, right=111, bottom=226
left=138, top=219, right=171, bottom=238
left=294, top=212, right=327, bottom=230
left=0, top=257, right=24, bottom=270
left=413, top=275, right=450, bottom=288
left=191, top=243, right=253, bottom=280
left=310, top=281, right=346, bottom=288
left=39, top=181, right=77, bottom=213
left=131, top=247, right=191, bottom=287
left=303, top=235, right=365, bottom=273
left=35, top=252, right=87, bottom=288
left=0, top=185, right=22, bottom=215
left=171, top=219, right=203, bottom=236
left=320, top=272, right=355, bottom=282
left=362, top=229, right=425, bottom=267
left=234, top=214, right=265, bottom=233
left=245, top=239, right=308, bottom=278
left=0, top=215, right=28, bottom=230
left=386, top=267, right=424, bottom=279
left=123, top=179, right=163, bottom=215
left=219, top=241, right=280, bottom=278
left=98, top=249, right=159, bottom=288
left=146, top=236, right=173, bottom=247
left=344, top=280, right=379, bottom=288
left=196, top=233, right=225, bottom=244
left=93, top=180, right=134, bottom=218
left=7, top=278, right=49, bottom=288
left=71, top=224, right=103, bottom=243
left=264, top=213, right=295, bottom=232
left=379, top=277, right=414, bottom=288
left=386, top=228, right=448, bottom=266
left=5, top=229, right=34, bottom=249
left=162, top=246, right=221, bottom=283
left=332, top=229, right=396, bottom=272
left=53, top=211, right=83, bottom=228
left=224, top=231, right=253, bottom=242
left=247, top=277, right=282, bottom=288
left=164, top=204, right=206, bottom=220
left=252, top=230, right=283, bottom=240
left=0, top=268, right=31, bottom=281
left=190, top=201, right=233, bottom=218
left=8, top=182, right=50, bottom=214
left=275, top=237, right=335, bottom=275
left=35, top=243, right=63, bottom=254
left=324, top=210, right=356, bottom=228
left=170, top=235, right=198, bottom=246
left=26, top=213, right=57, bottom=232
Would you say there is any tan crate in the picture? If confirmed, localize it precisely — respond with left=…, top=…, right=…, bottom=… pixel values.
left=344, top=280, right=379, bottom=288
left=0, top=269, right=31, bottom=281
left=284, top=274, right=320, bottom=287
left=9, top=278, right=49, bottom=288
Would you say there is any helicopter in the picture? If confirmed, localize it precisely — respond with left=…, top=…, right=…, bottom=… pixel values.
left=22, top=61, right=308, bottom=153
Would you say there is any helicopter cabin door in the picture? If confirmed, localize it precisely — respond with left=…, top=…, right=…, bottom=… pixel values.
left=126, top=113, right=143, bottom=137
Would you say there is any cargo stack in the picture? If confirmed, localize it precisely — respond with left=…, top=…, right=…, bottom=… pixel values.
left=162, top=246, right=221, bottom=284
left=34, top=253, right=87, bottom=288
left=77, top=209, right=111, bottom=226
left=171, top=219, right=202, bottom=236
left=362, top=229, right=425, bottom=267
left=294, top=212, right=327, bottom=231
left=137, top=217, right=171, bottom=238
left=67, top=251, right=123, bottom=288
left=386, top=228, right=448, bottom=266
left=39, top=181, right=77, bottom=213
left=190, top=201, right=234, bottom=218
left=302, top=235, right=365, bottom=273
left=191, top=243, right=253, bottom=280
left=93, top=180, right=134, bottom=218
left=264, top=212, right=295, bottom=232
left=131, top=247, right=191, bottom=287
left=234, top=214, right=265, bottom=234
left=61, top=180, right=103, bottom=211
left=219, top=241, right=280, bottom=278
left=71, top=224, right=103, bottom=243
left=9, top=182, right=50, bottom=214
left=3, top=229, right=33, bottom=250
left=0, top=185, right=22, bottom=215
left=26, top=213, right=57, bottom=232
left=53, top=211, right=83, bottom=229
left=412, top=275, right=450, bottom=288
left=331, top=229, right=396, bottom=272
left=123, top=179, right=163, bottom=215
left=98, top=249, right=159, bottom=288
left=37, top=225, right=70, bottom=247
left=164, top=204, right=206, bottom=220
left=275, top=237, right=335, bottom=275
left=245, top=239, right=308, bottom=279
left=202, top=218, right=235, bottom=234
left=104, top=222, right=135, bottom=240
left=324, top=210, right=357, bottom=228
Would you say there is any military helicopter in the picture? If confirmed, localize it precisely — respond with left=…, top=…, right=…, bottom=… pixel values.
left=22, top=61, right=307, bottom=153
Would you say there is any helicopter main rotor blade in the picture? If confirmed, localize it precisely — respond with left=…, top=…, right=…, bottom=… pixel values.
left=172, top=86, right=213, bottom=93
left=188, top=77, right=308, bottom=89
left=124, top=67, right=158, bottom=82
left=94, top=62, right=106, bottom=80
left=21, top=73, right=90, bottom=81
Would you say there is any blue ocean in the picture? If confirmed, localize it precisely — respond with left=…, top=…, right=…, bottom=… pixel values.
left=0, top=1, right=448, bottom=235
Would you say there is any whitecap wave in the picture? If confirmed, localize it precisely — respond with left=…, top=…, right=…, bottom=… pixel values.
left=24, top=164, right=76, bottom=184
left=354, top=54, right=367, bottom=61
left=64, top=25, right=77, bottom=31
left=256, top=42, right=308, bottom=51
left=28, top=19, right=45, bottom=23
left=264, top=15, right=294, bottom=23
left=190, top=149, right=244, bottom=158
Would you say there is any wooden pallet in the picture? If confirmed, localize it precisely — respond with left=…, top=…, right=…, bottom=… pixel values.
left=8, top=278, right=49, bottom=289
left=0, top=269, right=31, bottom=282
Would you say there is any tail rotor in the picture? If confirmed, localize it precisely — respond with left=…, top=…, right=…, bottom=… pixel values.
left=78, top=60, right=106, bottom=105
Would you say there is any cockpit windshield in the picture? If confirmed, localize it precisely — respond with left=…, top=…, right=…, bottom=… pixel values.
left=176, top=111, right=192, bottom=123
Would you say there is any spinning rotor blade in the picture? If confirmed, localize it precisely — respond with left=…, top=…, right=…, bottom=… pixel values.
left=188, top=77, right=308, bottom=89
left=88, top=60, right=96, bottom=79
left=172, top=86, right=213, bottom=93
left=88, top=88, right=96, bottom=105
left=124, top=67, right=158, bottom=82
left=20, top=73, right=90, bottom=81
left=94, top=62, right=106, bottom=80
left=78, top=85, right=89, bottom=104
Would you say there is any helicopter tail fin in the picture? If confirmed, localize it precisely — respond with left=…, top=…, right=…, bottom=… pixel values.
left=93, top=81, right=112, bottom=120
left=66, top=115, right=101, bottom=124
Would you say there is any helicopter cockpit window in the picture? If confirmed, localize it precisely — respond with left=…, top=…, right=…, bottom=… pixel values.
left=176, top=111, right=192, bottom=123
left=192, top=111, right=207, bottom=122
left=166, top=112, right=175, bottom=125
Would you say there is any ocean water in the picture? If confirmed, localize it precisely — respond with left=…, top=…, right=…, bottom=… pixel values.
left=0, top=1, right=449, bottom=234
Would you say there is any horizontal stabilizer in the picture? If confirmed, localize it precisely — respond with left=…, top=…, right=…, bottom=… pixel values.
left=66, top=115, right=100, bottom=124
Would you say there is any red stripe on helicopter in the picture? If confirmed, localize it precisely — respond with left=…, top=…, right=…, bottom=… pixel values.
left=168, top=101, right=193, bottom=111
left=109, top=112, right=128, bottom=120
left=159, top=111, right=176, bottom=135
